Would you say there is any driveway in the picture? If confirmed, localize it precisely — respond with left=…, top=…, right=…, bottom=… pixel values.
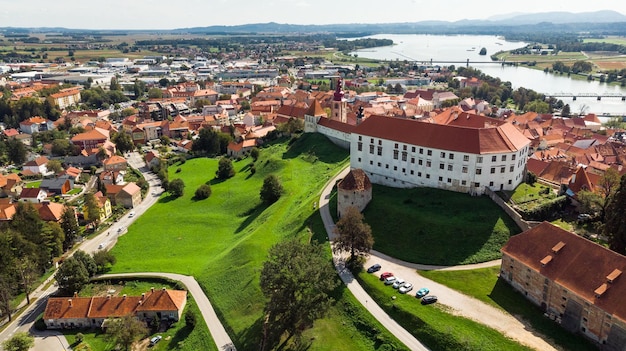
left=320, top=166, right=557, bottom=351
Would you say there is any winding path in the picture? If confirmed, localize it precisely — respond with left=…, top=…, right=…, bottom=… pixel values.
left=320, top=167, right=557, bottom=351
left=95, top=272, right=235, bottom=351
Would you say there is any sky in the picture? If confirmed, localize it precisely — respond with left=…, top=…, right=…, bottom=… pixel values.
left=0, top=0, right=625, bottom=30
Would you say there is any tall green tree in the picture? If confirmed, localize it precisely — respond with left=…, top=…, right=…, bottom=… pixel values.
left=15, top=258, right=37, bottom=305
left=73, top=250, right=98, bottom=277
left=83, top=192, right=101, bottom=228
left=2, top=332, right=34, bottom=351
left=259, top=240, right=339, bottom=350
left=61, top=206, right=80, bottom=251
left=259, top=174, right=284, bottom=204
left=0, top=273, right=16, bottom=322
left=168, top=178, right=185, bottom=198
left=54, top=257, right=90, bottom=295
left=604, top=175, right=626, bottom=254
left=216, top=157, right=235, bottom=179
left=6, top=138, right=27, bottom=165
left=105, top=315, right=148, bottom=351
left=46, top=159, right=63, bottom=174
left=112, top=131, right=135, bottom=154
left=334, top=206, right=374, bottom=261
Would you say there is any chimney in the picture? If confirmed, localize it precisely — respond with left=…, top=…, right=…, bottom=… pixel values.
left=123, top=294, right=127, bottom=299
left=73, top=291, right=78, bottom=298
left=106, top=294, right=111, bottom=299
left=162, top=287, right=166, bottom=291
left=141, top=293, right=146, bottom=299
left=151, top=287, right=154, bottom=293
left=68, top=299, right=72, bottom=307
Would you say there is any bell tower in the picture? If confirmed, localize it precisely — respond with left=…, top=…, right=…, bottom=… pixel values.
left=331, top=78, right=347, bottom=123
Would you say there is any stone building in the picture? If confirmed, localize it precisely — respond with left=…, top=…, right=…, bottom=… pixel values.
left=501, top=222, right=626, bottom=349
left=337, top=168, right=372, bottom=218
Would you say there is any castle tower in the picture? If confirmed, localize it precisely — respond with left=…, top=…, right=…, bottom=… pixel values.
left=331, top=78, right=347, bottom=123
left=337, top=169, right=372, bottom=218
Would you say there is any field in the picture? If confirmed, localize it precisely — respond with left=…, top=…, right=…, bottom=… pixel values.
left=361, top=186, right=520, bottom=265
left=419, top=267, right=597, bottom=351
left=108, top=134, right=408, bottom=350
left=584, top=36, right=626, bottom=46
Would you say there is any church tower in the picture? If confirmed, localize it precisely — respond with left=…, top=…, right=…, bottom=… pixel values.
left=331, top=78, right=347, bottom=123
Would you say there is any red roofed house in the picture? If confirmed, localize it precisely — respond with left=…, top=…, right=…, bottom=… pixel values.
left=19, top=187, right=48, bottom=203
left=23, top=156, right=50, bottom=175
left=0, top=199, right=17, bottom=221
left=43, top=288, right=187, bottom=329
left=20, top=116, right=54, bottom=134
left=0, top=173, right=23, bottom=198
left=71, top=128, right=109, bottom=151
left=227, top=139, right=257, bottom=157
left=33, top=201, right=65, bottom=222
left=103, top=155, right=128, bottom=172
left=501, top=222, right=626, bottom=348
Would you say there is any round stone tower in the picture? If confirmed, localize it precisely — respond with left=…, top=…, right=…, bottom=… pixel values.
left=337, top=168, right=372, bottom=218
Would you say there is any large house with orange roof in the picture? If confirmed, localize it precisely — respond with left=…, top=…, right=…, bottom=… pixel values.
left=501, top=222, right=626, bottom=348
left=71, top=128, right=109, bottom=151
left=43, top=288, right=187, bottom=329
left=103, top=155, right=128, bottom=172
left=50, top=87, right=81, bottom=109
left=19, top=116, right=54, bottom=134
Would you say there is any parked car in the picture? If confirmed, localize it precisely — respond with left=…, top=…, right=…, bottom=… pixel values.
left=380, top=272, right=394, bottom=281
left=98, top=243, right=105, bottom=249
left=367, top=263, right=382, bottom=273
left=421, top=295, right=438, bottom=305
left=416, top=287, right=430, bottom=298
left=384, top=276, right=397, bottom=285
left=399, top=282, right=414, bottom=294
left=577, top=213, right=592, bottom=222
left=149, top=335, right=162, bottom=346
left=128, top=211, right=136, bottom=218
left=392, top=278, right=405, bottom=289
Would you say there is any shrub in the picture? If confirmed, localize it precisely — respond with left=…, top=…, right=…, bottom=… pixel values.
left=185, top=309, right=197, bottom=329
left=169, top=178, right=185, bottom=198
left=250, top=165, right=256, bottom=175
left=260, top=174, right=284, bottom=204
left=176, top=167, right=182, bottom=173
left=216, top=157, right=235, bottom=179
left=250, top=147, right=260, bottom=161
left=194, top=184, right=212, bottom=200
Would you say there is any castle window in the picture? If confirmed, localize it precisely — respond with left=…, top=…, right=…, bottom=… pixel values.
left=439, top=163, right=444, bottom=170
left=476, top=168, right=482, bottom=175
left=489, top=181, right=494, bottom=186
left=510, top=166, right=514, bottom=172
left=462, top=166, right=468, bottom=173
left=411, top=157, right=415, bottom=164
left=491, top=167, right=496, bottom=174
left=403, top=145, right=407, bottom=151
left=461, top=180, right=467, bottom=185
left=474, top=182, right=480, bottom=187
left=447, top=165, right=453, bottom=171
left=502, top=155, right=507, bottom=161
left=393, top=150, right=399, bottom=160
left=438, top=176, right=443, bottom=181
left=386, top=164, right=389, bottom=169
left=369, top=161, right=373, bottom=165
left=426, top=161, right=431, bottom=167
left=378, top=140, right=382, bottom=145
left=418, top=172, right=422, bottom=177
left=419, top=148, right=423, bottom=154
left=394, top=166, right=398, bottom=171
left=394, top=143, right=398, bottom=149
left=412, top=146, right=416, bottom=152
left=402, top=168, right=406, bottom=173
left=508, top=180, right=512, bottom=184
left=463, top=155, right=469, bottom=162
left=369, top=145, right=374, bottom=154
left=491, top=155, right=497, bottom=162
left=410, top=170, right=414, bottom=175
left=512, top=154, right=516, bottom=161
left=427, top=150, right=432, bottom=156
left=501, top=167, right=505, bottom=173
left=359, top=136, right=362, bottom=141
left=447, top=178, right=452, bottom=183
left=377, top=162, right=381, bottom=167
left=426, top=174, right=430, bottom=179
left=418, top=159, right=422, bottom=165
left=402, top=152, right=407, bottom=161
left=477, top=156, right=483, bottom=163
left=440, top=152, right=445, bottom=158
left=377, top=146, right=382, bottom=156
left=449, top=153, right=454, bottom=160
left=357, top=142, right=362, bottom=151
left=358, top=158, right=361, bottom=162
left=370, top=138, right=374, bottom=143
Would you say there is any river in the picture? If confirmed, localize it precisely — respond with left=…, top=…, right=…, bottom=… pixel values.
left=350, top=34, right=626, bottom=116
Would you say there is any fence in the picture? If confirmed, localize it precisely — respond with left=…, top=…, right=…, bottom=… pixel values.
left=484, top=187, right=536, bottom=232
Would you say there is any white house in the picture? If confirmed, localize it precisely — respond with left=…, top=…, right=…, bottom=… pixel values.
left=23, top=156, right=50, bottom=176
left=349, top=115, right=530, bottom=195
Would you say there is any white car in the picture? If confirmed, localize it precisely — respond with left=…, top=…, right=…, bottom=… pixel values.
left=392, top=278, right=405, bottom=289
left=149, top=335, right=162, bottom=345
left=384, top=276, right=397, bottom=285
left=128, top=211, right=136, bottom=218
left=399, top=282, right=414, bottom=294
left=98, top=243, right=106, bottom=249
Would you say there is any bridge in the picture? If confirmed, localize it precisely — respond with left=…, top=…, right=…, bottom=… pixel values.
left=545, top=93, right=626, bottom=101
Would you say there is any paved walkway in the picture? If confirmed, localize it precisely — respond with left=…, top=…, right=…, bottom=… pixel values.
left=320, top=167, right=557, bottom=351
left=95, top=273, right=235, bottom=351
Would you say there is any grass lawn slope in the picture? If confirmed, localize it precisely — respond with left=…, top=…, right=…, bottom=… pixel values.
left=109, top=134, right=406, bottom=350
left=363, top=186, right=520, bottom=265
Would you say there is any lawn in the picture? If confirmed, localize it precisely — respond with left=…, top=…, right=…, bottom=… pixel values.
left=356, top=271, right=532, bottom=351
left=361, top=186, right=520, bottom=265
left=108, top=134, right=410, bottom=350
left=23, top=181, right=41, bottom=188
left=584, top=37, right=626, bottom=46
left=419, top=267, right=597, bottom=351
left=507, top=182, right=556, bottom=205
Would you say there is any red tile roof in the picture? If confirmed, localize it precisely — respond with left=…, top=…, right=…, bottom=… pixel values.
left=502, top=222, right=626, bottom=323
left=338, top=169, right=372, bottom=191
left=354, top=115, right=529, bottom=154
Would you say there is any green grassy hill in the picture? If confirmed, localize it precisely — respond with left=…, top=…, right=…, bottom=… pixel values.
left=109, top=134, right=407, bottom=350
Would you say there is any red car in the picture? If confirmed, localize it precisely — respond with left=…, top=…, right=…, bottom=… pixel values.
left=379, top=272, right=394, bottom=281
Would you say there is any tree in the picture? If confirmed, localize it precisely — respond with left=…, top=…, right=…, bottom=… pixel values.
left=561, top=104, right=571, bottom=117
left=260, top=174, right=284, bottom=204
left=194, top=184, right=212, bottom=200
left=51, top=139, right=72, bottom=156
left=147, top=87, right=163, bottom=99
left=192, top=128, right=220, bottom=155
left=109, top=77, right=121, bottom=91
left=83, top=192, right=101, bottom=228
left=6, top=138, right=27, bottom=165
left=259, top=240, right=338, bottom=350
left=55, top=256, right=90, bottom=295
left=169, top=178, right=185, bottom=197
left=105, top=315, right=148, bottom=351
left=15, top=258, right=37, bottom=305
left=46, top=159, right=63, bottom=175
left=479, top=47, right=487, bottom=55
left=112, top=131, right=134, bottom=154
left=92, top=249, right=116, bottom=273
left=216, top=157, right=235, bottom=179
left=334, top=206, right=374, bottom=261
left=60, top=206, right=80, bottom=251
left=250, top=147, right=260, bottom=161
left=604, top=175, right=626, bottom=254
left=73, top=250, right=98, bottom=277
left=2, top=332, right=34, bottom=351
left=0, top=273, right=15, bottom=322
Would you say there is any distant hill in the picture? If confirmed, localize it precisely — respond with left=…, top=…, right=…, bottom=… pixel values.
left=1, top=10, right=625, bottom=35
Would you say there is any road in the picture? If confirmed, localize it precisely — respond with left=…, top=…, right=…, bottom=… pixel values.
left=0, top=152, right=167, bottom=351
left=95, top=273, right=235, bottom=351
left=320, top=166, right=557, bottom=351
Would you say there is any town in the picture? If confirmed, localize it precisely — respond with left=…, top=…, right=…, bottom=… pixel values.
left=1, top=21, right=626, bottom=351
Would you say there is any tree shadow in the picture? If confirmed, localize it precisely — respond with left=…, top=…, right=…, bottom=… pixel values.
left=167, top=324, right=192, bottom=350
left=158, top=194, right=178, bottom=203
left=208, top=177, right=228, bottom=186
left=234, top=316, right=264, bottom=351
left=235, top=202, right=268, bottom=234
